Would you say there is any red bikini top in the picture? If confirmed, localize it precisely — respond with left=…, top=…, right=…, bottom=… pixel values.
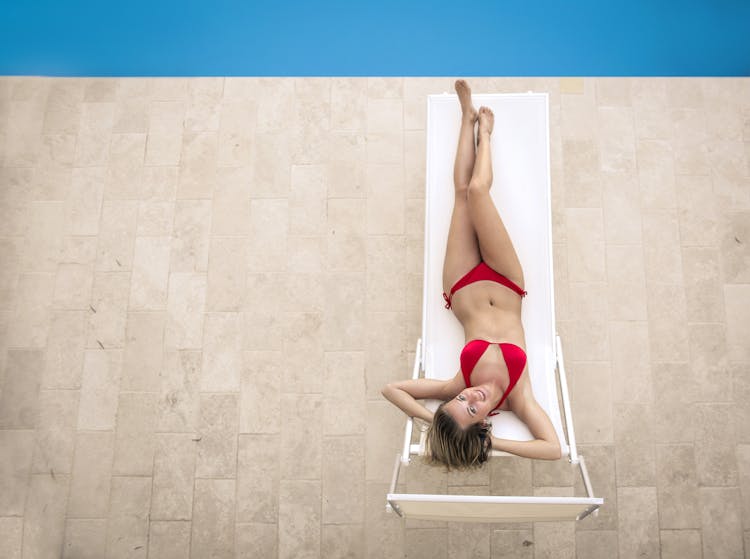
left=460, top=339, right=527, bottom=415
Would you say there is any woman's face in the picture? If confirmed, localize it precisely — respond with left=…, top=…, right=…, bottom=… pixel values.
left=442, top=386, right=493, bottom=429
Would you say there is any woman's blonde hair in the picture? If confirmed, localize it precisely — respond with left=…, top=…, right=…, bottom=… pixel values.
left=425, top=402, right=492, bottom=470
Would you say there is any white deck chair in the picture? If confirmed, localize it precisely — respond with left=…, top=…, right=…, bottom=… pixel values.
left=386, top=91, right=603, bottom=523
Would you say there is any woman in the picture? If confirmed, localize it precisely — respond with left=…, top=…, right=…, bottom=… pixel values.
left=382, top=79, right=561, bottom=470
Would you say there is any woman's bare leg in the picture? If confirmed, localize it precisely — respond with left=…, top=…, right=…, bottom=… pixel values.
left=466, top=106, right=525, bottom=288
left=453, top=81, right=478, bottom=190
left=442, top=79, right=481, bottom=294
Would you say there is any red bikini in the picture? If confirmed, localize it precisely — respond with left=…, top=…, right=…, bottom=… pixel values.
left=443, top=261, right=527, bottom=309
left=460, top=340, right=527, bottom=416
left=444, top=261, right=529, bottom=415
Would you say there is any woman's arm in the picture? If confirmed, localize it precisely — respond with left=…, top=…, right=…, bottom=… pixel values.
left=381, top=383, right=435, bottom=423
left=381, top=376, right=462, bottom=423
left=490, top=436, right=561, bottom=460
left=491, top=389, right=562, bottom=460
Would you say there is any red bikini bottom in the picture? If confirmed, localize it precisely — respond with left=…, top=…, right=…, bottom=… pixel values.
left=443, top=261, right=527, bottom=309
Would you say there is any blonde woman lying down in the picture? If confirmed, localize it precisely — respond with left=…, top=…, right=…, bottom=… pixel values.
left=382, top=79, right=561, bottom=470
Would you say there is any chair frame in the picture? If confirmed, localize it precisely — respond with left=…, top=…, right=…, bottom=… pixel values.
left=385, top=91, right=603, bottom=523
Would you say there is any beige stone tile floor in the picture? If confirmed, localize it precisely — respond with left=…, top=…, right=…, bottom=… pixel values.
left=0, top=76, right=749, bottom=558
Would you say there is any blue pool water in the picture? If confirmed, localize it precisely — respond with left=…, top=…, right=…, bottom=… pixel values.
left=1, top=0, right=748, bottom=76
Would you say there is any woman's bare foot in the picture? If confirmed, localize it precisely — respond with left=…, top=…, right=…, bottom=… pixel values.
left=478, top=106, right=494, bottom=136
left=455, top=79, right=478, bottom=123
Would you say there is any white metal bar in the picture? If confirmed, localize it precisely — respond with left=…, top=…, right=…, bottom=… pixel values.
left=578, top=455, right=594, bottom=498
left=556, top=335, right=579, bottom=464
left=420, top=94, right=432, bottom=373
left=577, top=504, right=600, bottom=521
left=401, top=418, right=413, bottom=465
left=388, top=453, right=401, bottom=494
left=412, top=338, right=422, bottom=379
left=386, top=453, right=402, bottom=513
left=387, top=492, right=602, bottom=523
left=400, top=339, right=423, bottom=465
left=387, top=494, right=603, bottom=506
left=578, top=455, right=599, bottom=518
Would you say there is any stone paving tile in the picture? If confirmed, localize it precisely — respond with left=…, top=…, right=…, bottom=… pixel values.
left=1, top=76, right=748, bottom=558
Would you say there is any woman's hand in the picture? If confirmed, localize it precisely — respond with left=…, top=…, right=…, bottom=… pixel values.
left=414, top=416, right=432, bottom=431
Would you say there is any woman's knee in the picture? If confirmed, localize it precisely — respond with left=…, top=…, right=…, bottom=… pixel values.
left=454, top=181, right=470, bottom=197
left=467, top=179, right=490, bottom=199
